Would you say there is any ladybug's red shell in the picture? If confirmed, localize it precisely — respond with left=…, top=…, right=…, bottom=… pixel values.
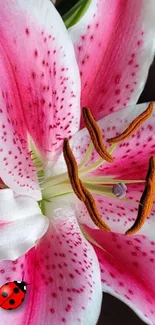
left=0, top=281, right=26, bottom=310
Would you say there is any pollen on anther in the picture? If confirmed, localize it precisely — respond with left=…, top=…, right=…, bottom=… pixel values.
left=107, top=103, right=153, bottom=144
left=125, top=156, right=155, bottom=235
left=82, top=107, right=114, bottom=163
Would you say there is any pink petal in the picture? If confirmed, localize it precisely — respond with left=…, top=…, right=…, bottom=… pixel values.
left=0, top=189, right=49, bottom=260
left=0, top=199, right=102, bottom=324
left=0, top=55, right=40, bottom=199
left=94, top=102, right=155, bottom=180
left=69, top=0, right=155, bottom=122
left=0, top=0, right=80, bottom=195
left=72, top=183, right=155, bottom=240
left=85, top=226, right=155, bottom=325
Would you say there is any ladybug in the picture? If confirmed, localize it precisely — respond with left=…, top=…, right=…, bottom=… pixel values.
left=0, top=281, right=27, bottom=310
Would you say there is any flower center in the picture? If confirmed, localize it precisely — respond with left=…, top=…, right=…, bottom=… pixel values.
left=41, top=103, right=155, bottom=235
left=42, top=140, right=141, bottom=201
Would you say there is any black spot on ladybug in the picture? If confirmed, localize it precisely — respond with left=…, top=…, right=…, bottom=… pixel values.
left=8, top=308, right=12, bottom=310
left=2, top=292, right=8, bottom=298
left=14, top=287, right=19, bottom=294
left=9, top=299, right=15, bottom=305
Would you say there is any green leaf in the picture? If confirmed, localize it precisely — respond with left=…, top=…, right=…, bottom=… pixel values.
left=63, top=0, right=91, bottom=29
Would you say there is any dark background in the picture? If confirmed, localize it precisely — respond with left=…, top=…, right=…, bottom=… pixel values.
left=57, top=1, right=155, bottom=322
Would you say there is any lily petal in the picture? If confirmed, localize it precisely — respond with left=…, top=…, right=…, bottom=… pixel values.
left=71, top=183, right=155, bottom=240
left=0, top=189, right=49, bottom=260
left=0, top=0, right=80, bottom=196
left=85, top=226, right=155, bottom=325
left=0, top=198, right=102, bottom=325
left=94, top=102, right=155, bottom=181
left=0, top=63, right=40, bottom=199
left=69, top=0, right=155, bottom=121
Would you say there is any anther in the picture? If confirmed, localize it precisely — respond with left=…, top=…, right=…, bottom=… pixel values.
left=63, top=138, right=111, bottom=232
left=82, top=107, right=114, bottom=163
left=125, top=156, right=155, bottom=235
left=63, top=138, right=85, bottom=201
left=80, top=182, right=111, bottom=232
left=107, top=102, right=153, bottom=144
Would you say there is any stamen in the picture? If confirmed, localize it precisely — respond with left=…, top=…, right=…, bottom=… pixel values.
left=78, top=141, right=93, bottom=170
left=107, top=102, right=153, bottom=144
left=79, top=144, right=117, bottom=177
left=126, top=156, right=155, bottom=235
left=82, top=107, right=114, bottom=162
left=80, top=181, right=111, bottom=232
left=63, top=138, right=111, bottom=232
left=63, top=138, right=85, bottom=201
left=112, top=183, right=127, bottom=198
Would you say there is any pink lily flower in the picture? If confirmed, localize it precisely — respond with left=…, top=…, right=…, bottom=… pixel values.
left=0, top=1, right=155, bottom=325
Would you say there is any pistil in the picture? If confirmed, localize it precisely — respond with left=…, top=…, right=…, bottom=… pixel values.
left=112, top=183, right=127, bottom=198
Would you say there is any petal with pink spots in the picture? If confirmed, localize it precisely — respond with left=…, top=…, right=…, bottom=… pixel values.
left=0, top=198, right=102, bottom=325
left=70, top=182, right=155, bottom=240
left=0, top=55, right=40, bottom=199
left=0, top=189, right=49, bottom=260
left=85, top=227, right=155, bottom=325
left=94, top=102, right=155, bottom=181
left=69, top=0, right=155, bottom=122
left=0, top=0, right=80, bottom=166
